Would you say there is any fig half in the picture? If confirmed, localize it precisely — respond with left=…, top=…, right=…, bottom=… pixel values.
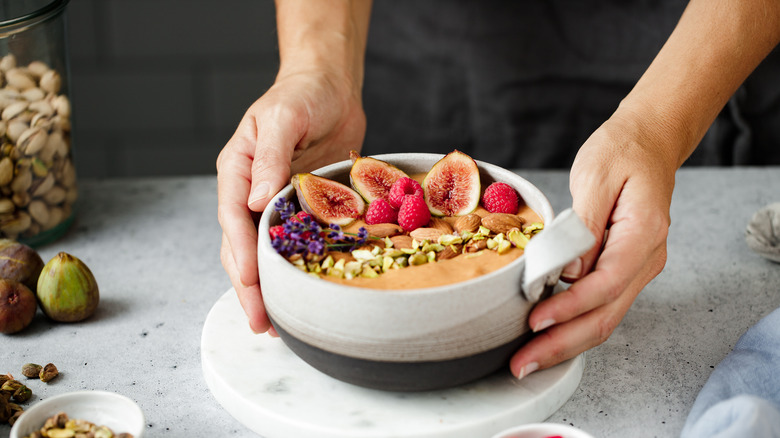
left=292, top=173, right=366, bottom=226
left=423, top=150, right=481, bottom=216
left=349, top=151, right=409, bottom=203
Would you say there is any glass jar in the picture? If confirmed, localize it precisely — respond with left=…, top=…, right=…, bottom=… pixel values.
left=0, top=0, right=76, bottom=246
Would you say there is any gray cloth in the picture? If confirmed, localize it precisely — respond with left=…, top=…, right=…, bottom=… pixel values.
left=362, top=1, right=780, bottom=168
left=746, top=203, right=780, bottom=263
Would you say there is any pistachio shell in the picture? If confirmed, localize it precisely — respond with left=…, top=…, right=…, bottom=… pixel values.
left=10, top=167, right=32, bottom=193
left=0, top=211, right=31, bottom=235
left=21, top=87, right=45, bottom=102
left=6, top=120, right=28, bottom=143
left=51, top=95, right=70, bottom=117
left=39, top=70, right=62, bottom=94
left=27, top=61, right=50, bottom=78
left=29, top=99, right=54, bottom=116
left=0, top=199, right=14, bottom=214
left=32, top=172, right=55, bottom=197
left=28, top=200, right=49, bottom=225
left=45, top=206, right=63, bottom=230
left=43, top=185, right=66, bottom=204
left=1, top=100, right=28, bottom=120
left=5, top=68, right=36, bottom=90
left=0, top=54, right=16, bottom=71
left=18, top=126, right=48, bottom=156
left=0, top=157, right=13, bottom=186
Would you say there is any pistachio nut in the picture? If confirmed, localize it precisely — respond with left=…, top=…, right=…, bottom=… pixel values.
left=0, top=54, right=16, bottom=71
left=12, top=384, right=32, bottom=403
left=21, top=87, right=45, bottom=102
left=39, top=70, right=62, bottom=94
left=32, top=173, right=56, bottom=197
left=0, top=212, right=31, bottom=236
left=39, top=363, right=58, bottom=382
left=29, top=99, right=54, bottom=117
left=45, top=206, right=63, bottom=230
left=43, top=185, right=66, bottom=204
left=18, top=126, right=48, bottom=156
left=27, top=61, right=50, bottom=78
left=52, top=95, right=71, bottom=117
left=1, top=100, right=28, bottom=121
left=0, top=198, right=14, bottom=214
left=6, top=120, right=28, bottom=143
left=21, top=363, right=43, bottom=378
left=12, top=191, right=30, bottom=208
left=10, top=167, right=32, bottom=193
left=5, top=68, right=36, bottom=90
left=0, top=120, right=6, bottom=138
left=28, top=200, right=49, bottom=226
left=0, top=157, right=13, bottom=186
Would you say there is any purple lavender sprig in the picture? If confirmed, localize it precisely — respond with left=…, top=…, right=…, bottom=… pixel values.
left=270, top=199, right=370, bottom=258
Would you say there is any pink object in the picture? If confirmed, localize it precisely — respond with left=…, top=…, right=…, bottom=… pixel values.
left=482, top=182, right=520, bottom=214
left=389, top=177, right=424, bottom=209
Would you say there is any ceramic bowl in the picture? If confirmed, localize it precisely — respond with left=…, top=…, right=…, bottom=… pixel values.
left=10, top=390, right=145, bottom=438
left=491, top=422, right=596, bottom=438
left=258, top=153, right=556, bottom=391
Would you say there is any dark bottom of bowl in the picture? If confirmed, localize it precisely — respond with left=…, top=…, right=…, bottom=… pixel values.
left=270, top=318, right=534, bottom=392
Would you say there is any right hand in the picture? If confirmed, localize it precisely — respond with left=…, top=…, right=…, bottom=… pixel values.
left=216, top=70, right=366, bottom=334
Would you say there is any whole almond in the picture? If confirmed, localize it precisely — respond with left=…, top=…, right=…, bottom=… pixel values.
left=453, top=213, right=481, bottom=233
left=481, top=213, right=525, bottom=234
left=389, top=235, right=414, bottom=250
left=409, top=227, right=445, bottom=242
left=429, top=217, right=454, bottom=234
left=364, top=223, right=403, bottom=238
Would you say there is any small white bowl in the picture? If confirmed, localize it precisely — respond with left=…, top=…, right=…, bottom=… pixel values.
left=10, top=390, right=145, bottom=438
left=491, top=422, right=595, bottom=438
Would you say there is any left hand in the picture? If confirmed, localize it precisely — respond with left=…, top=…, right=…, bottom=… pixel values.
left=509, top=113, right=677, bottom=378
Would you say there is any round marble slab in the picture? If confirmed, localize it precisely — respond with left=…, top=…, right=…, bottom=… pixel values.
left=202, top=289, right=584, bottom=438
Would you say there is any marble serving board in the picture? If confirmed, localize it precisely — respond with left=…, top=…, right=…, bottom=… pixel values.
left=201, top=289, right=584, bottom=438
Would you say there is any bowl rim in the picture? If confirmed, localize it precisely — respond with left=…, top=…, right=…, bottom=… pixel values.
left=257, top=152, right=555, bottom=294
left=9, top=390, right=145, bottom=438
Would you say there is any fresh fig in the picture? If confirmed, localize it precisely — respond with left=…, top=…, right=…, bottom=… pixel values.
left=0, top=239, right=44, bottom=292
left=292, top=173, right=366, bottom=226
left=349, top=151, right=409, bottom=203
left=37, top=252, right=99, bottom=323
left=423, top=150, right=481, bottom=216
left=0, top=279, right=37, bottom=334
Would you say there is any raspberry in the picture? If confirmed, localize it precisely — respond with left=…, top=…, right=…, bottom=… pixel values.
left=482, top=182, right=519, bottom=214
left=397, top=195, right=430, bottom=231
left=269, top=225, right=286, bottom=240
left=388, top=177, right=424, bottom=209
left=365, top=199, right=398, bottom=225
left=295, top=211, right=313, bottom=223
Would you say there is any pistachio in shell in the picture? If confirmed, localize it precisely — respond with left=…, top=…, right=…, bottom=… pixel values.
left=37, top=252, right=99, bottom=323
left=0, top=239, right=44, bottom=292
left=0, top=279, right=37, bottom=334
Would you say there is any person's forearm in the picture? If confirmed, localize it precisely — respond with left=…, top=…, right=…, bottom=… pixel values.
left=275, top=0, right=372, bottom=95
left=617, top=0, right=780, bottom=167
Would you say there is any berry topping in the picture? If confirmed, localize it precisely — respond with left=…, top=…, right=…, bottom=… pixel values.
left=365, top=199, right=399, bottom=225
left=389, top=177, right=424, bottom=209
left=295, top=211, right=313, bottom=223
left=397, top=195, right=430, bottom=231
left=482, top=182, right=519, bottom=214
left=269, top=225, right=286, bottom=240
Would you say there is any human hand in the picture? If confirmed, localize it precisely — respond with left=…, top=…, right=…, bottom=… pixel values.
left=217, top=71, right=366, bottom=334
left=509, top=113, right=677, bottom=378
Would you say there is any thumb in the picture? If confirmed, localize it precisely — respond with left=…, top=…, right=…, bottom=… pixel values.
left=247, top=120, right=302, bottom=212
left=563, top=169, right=619, bottom=281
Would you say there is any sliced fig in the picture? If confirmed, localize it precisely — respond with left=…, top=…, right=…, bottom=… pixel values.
left=423, top=150, right=481, bottom=216
left=349, top=150, right=409, bottom=203
left=292, top=173, right=366, bottom=226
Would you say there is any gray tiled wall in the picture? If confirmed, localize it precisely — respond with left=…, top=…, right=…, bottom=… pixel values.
left=66, top=0, right=279, bottom=177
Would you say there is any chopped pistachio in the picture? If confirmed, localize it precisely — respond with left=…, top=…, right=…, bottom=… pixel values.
left=320, top=255, right=334, bottom=270
left=344, top=261, right=363, bottom=279
left=409, top=252, right=428, bottom=266
left=438, top=234, right=463, bottom=246
left=351, top=249, right=375, bottom=261
left=426, top=251, right=436, bottom=263
left=421, top=243, right=444, bottom=253
left=524, top=222, right=544, bottom=234
left=477, top=225, right=491, bottom=236
left=508, top=228, right=530, bottom=249
left=382, top=256, right=394, bottom=272
left=382, top=248, right=404, bottom=258
left=497, top=239, right=512, bottom=254
left=384, top=236, right=393, bottom=248
left=360, top=266, right=380, bottom=278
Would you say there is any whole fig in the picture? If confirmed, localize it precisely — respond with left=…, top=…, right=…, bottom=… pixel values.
left=0, top=239, right=44, bottom=292
left=0, top=279, right=37, bottom=334
left=37, top=252, right=99, bottom=322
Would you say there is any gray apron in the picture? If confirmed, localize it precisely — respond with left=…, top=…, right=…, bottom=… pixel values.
left=362, top=1, right=780, bottom=167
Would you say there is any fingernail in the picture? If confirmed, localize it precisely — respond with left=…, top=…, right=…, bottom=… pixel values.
left=561, top=257, right=582, bottom=279
left=533, top=318, right=555, bottom=332
left=249, top=182, right=270, bottom=205
left=517, top=362, right=539, bottom=380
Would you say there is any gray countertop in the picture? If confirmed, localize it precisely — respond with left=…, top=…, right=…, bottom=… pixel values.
left=1, top=167, right=779, bottom=437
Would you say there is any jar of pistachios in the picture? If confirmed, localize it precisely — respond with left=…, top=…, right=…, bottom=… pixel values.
left=0, top=0, right=75, bottom=246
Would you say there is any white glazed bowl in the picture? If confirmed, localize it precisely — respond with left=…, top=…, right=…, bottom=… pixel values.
left=258, top=153, right=555, bottom=391
left=10, top=390, right=145, bottom=438
left=491, top=422, right=596, bottom=438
